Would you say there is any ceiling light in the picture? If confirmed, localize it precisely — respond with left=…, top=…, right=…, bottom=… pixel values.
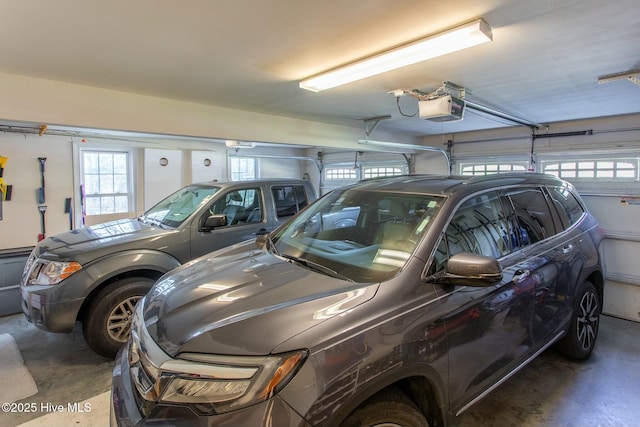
left=300, top=19, right=492, bottom=92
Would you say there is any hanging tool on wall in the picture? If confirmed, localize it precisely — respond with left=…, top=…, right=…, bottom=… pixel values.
left=0, top=156, right=7, bottom=221
left=38, top=205, right=47, bottom=241
left=37, top=157, right=47, bottom=204
left=36, top=157, right=48, bottom=241
left=64, top=197, right=73, bottom=230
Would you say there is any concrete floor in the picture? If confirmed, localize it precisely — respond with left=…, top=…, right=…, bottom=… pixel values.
left=0, top=313, right=638, bottom=427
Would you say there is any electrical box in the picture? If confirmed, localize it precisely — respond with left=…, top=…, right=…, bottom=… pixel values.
left=418, top=95, right=465, bottom=122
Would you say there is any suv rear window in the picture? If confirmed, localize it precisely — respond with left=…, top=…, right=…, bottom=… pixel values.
left=548, top=186, right=585, bottom=228
left=506, top=187, right=556, bottom=245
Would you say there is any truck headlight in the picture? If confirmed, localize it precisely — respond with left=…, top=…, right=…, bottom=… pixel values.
left=30, top=260, right=82, bottom=285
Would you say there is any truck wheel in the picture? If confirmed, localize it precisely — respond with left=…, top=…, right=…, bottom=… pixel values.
left=83, top=277, right=154, bottom=358
left=340, top=387, right=429, bottom=427
left=556, top=280, right=600, bottom=360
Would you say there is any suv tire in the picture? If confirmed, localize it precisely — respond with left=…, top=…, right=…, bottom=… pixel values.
left=557, top=280, right=600, bottom=360
left=83, top=277, right=154, bottom=358
left=340, top=387, right=429, bottom=427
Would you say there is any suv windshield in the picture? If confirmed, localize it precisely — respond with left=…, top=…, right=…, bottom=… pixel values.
left=272, top=186, right=444, bottom=283
left=142, top=184, right=219, bottom=228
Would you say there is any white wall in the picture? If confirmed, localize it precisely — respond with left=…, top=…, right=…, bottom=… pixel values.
left=0, top=72, right=387, bottom=151
left=143, top=148, right=183, bottom=210
left=191, top=150, right=224, bottom=183
left=0, top=133, right=74, bottom=248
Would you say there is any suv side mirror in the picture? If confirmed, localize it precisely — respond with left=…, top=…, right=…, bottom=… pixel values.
left=429, top=253, right=503, bottom=287
left=202, top=214, right=227, bottom=231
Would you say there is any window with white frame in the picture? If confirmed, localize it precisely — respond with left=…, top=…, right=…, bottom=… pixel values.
left=81, top=150, right=132, bottom=215
left=460, top=162, right=528, bottom=176
left=363, top=166, right=404, bottom=179
left=542, top=159, right=638, bottom=180
left=229, top=157, right=256, bottom=181
left=325, top=167, right=358, bottom=180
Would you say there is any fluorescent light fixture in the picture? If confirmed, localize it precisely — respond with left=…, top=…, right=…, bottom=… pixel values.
left=300, top=19, right=492, bottom=92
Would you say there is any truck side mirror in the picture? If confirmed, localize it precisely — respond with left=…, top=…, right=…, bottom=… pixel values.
left=202, top=214, right=227, bottom=231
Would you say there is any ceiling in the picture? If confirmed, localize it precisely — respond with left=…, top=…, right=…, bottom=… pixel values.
left=1, top=0, right=639, bottom=140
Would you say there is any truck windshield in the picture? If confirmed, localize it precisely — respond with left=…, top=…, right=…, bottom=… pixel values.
left=271, top=187, right=444, bottom=283
left=142, top=185, right=219, bottom=228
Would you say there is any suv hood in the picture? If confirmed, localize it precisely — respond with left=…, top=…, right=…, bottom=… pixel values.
left=36, top=218, right=171, bottom=259
left=142, top=246, right=379, bottom=357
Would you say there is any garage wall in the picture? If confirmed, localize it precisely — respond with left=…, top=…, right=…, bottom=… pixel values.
left=191, top=150, right=223, bottom=183
left=144, top=148, right=183, bottom=210
left=0, top=133, right=312, bottom=251
left=0, top=71, right=416, bottom=152
left=0, top=133, right=74, bottom=248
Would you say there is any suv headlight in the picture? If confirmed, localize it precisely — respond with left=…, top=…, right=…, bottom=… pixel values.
left=159, top=351, right=307, bottom=414
left=27, top=260, right=82, bottom=285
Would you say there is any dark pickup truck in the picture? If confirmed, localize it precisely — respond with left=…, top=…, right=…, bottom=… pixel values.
left=21, top=179, right=316, bottom=357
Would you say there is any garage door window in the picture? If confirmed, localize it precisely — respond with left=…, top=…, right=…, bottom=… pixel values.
left=542, top=159, right=638, bottom=180
left=81, top=150, right=131, bottom=215
left=325, top=168, right=357, bottom=180
left=363, top=166, right=404, bottom=179
left=460, top=162, right=528, bottom=176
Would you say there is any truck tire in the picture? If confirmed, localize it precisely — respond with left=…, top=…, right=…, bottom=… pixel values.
left=83, top=277, right=154, bottom=358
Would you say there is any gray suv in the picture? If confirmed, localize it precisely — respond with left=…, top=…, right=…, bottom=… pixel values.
left=111, top=174, right=604, bottom=426
left=21, top=179, right=316, bottom=357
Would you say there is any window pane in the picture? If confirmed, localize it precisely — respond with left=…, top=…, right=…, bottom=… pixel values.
left=114, top=196, right=129, bottom=213
left=99, top=153, right=114, bottom=174
left=101, top=196, right=115, bottom=214
left=84, top=175, right=100, bottom=195
left=578, top=170, right=594, bottom=178
left=100, top=174, right=114, bottom=194
left=85, top=197, right=101, bottom=215
left=578, top=161, right=594, bottom=169
left=618, top=170, right=635, bottom=178
left=113, top=153, right=127, bottom=174
left=114, top=174, right=128, bottom=193
left=595, top=170, right=613, bottom=178
left=84, top=152, right=99, bottom=174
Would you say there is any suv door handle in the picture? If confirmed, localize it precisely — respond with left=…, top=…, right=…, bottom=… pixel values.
left=256, top=228, right=269, bottom=236
left=512, top=269, right=531, bottom=283
left=562, top=244, right=574, bottom=254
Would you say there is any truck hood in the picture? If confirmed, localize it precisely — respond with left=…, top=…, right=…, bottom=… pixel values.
left=36, top=218, right=172, bottom=259
left=142, top=246, right=379, bottom=357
